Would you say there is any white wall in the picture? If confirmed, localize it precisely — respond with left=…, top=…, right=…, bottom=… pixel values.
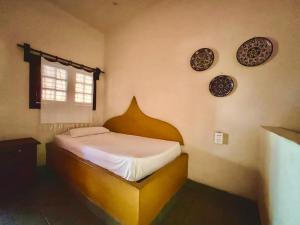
left=258, top=127, right=300, bottom=225
left=0, top=0, right=105, bottom=164
left=104, top=0, right=300, bottom=199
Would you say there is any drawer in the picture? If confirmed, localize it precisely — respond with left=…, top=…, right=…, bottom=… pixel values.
left=0, top=145, right=37, bottom=176
left=0, top=138, right=39, bottom=196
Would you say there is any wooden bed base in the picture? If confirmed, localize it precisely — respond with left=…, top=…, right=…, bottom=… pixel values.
left=46, top=97, right=187, bottom=225
left=46, top=143, right=188, bottom=225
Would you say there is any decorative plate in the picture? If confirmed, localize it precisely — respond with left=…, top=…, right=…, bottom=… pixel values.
left=209, top=75, right=234, bottom=97
left=190, top=48, right=214, bottom=71
left=236, top=37, right=273, bottom=66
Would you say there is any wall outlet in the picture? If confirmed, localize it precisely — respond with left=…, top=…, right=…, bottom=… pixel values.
left=214, top=131, right=224, bottom=144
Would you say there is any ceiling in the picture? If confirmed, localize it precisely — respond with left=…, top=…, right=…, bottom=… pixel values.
left=47, top=0, right=159, bottom=32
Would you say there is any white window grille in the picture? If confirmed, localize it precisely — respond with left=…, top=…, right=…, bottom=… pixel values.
left=40, top=58, right=93, bottom=124
left=42, top=65, right=67, bottom=102
left=75, top=73, right=93, bottom=104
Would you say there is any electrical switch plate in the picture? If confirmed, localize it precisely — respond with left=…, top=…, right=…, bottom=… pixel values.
left=214, top=131, right=224, bottom=144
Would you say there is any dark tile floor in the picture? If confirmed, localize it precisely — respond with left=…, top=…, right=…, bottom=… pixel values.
left=0, top=168, right=261, bottom=225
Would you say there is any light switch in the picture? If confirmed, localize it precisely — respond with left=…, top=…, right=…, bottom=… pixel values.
left=214, top=131, right=224, bottom=144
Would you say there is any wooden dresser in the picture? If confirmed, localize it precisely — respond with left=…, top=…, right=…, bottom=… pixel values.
left=0, top=138, right=40, bottom=196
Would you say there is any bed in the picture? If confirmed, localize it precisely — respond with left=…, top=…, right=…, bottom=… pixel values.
left=55, top=132, right=182, bottom=181
left=46, top=97, right=188, bottom=225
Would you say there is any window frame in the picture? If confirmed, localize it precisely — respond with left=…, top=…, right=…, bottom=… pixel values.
left=74, top=72, right=94, bottom=105
left=41, top=64, right=68, bottom=102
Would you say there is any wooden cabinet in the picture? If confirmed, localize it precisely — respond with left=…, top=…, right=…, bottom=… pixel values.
left=0, top=138, right=40, bottom=196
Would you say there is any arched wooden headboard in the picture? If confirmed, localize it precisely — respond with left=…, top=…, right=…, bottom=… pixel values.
left=103, top=97, right=184, bottom=145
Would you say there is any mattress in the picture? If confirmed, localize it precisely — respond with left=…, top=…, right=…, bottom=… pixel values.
left=54, top=132, right=181, bottom=181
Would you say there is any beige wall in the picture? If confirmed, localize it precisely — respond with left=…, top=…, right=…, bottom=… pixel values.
left=104, top=0, right=300, bottom=199
left=258, top=127, right=300, bottom=225
left=0, top=0, right=105, bottom=165
left=1, top=0, right=299, bottom=201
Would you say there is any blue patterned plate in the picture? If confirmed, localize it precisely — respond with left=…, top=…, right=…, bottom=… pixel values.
left=209, top=75, right=234, bottom=97
left=236, top=37, right=273, bottom=66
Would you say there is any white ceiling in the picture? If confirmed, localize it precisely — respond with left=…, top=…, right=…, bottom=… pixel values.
left=47, top=0, right=159, bottom=32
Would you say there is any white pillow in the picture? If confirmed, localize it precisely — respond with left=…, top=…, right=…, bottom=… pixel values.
left=70, top=127, right=110, bottom=138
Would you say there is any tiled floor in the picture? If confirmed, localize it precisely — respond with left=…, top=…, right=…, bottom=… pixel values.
left=0, top=168, right=261, bottom=225
left=0, top=170, right=103, bottom=225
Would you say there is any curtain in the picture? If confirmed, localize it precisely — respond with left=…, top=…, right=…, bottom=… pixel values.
left=22, top=43, right=101, bottom=111
left=28, top=54, right=41, bottom=109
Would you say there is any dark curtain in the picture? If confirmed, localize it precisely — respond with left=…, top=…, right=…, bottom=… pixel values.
left=92, top=69, right=101, bottom=110
left=27, top=54, right=41, bottom=109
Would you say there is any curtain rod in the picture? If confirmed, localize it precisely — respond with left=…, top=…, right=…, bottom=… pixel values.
left=17, top=43, right=104, bottom=74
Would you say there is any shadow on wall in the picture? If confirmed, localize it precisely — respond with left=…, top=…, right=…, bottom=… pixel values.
left=281, top=108, right=300, bottom=131
left=185, top=146, right=258, bottom=201
left=267, top=37, right=279, bottom=62
left=257, top=172, right=270, bottom=225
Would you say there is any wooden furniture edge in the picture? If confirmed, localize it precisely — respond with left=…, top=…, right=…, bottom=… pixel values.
left=138, top=153, right=188, bottom=225
left=46, top=143, right=188, bottom=225
left=0, top=137, right=40, bottom=147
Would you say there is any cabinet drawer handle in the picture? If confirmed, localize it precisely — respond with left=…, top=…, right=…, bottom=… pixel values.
left=18, top=149, right=22, bottom=153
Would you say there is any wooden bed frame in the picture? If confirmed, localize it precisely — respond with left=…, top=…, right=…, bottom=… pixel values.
left=46, top=97, right=188, bottom=225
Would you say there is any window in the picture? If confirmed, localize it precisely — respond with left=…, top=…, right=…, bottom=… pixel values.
left=42, top=65, right=68, bottom=102
left=40, top=58, right=94, bottom=124
left=75, top=73, right=93, bottom=104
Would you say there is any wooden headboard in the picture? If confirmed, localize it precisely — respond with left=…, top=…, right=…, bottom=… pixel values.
left=103, top=97, right=184, bottom=145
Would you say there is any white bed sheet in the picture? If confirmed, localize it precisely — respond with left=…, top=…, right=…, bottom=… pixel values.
left=54, top=132, right=181, bottom=181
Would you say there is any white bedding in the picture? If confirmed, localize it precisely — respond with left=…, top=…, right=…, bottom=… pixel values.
left=54, top=132, right=181, bottom=181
